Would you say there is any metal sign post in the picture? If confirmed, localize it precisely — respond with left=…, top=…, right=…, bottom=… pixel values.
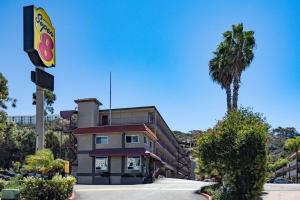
left=24, top=5, right=55, bottom=152
left=36, top=67, right=45, bottom=150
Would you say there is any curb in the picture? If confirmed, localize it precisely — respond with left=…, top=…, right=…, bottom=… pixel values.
left=69, top=191, right=75, bottom=200
left=200, top=192, right=212, bottom=200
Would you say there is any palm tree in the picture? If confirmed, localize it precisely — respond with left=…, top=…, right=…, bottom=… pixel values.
left=223, top=23, right=256, bottom=110
left=24, top=149, right=65, bottom=178
left=209, top=42, right=233, bottom=112
left=284, top=137, right=300, bottom=183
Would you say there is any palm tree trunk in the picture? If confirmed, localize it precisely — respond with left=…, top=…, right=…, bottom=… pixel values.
left=225, top=84, right=232, bottom=112
left=232, top=76, right=240, bottom=110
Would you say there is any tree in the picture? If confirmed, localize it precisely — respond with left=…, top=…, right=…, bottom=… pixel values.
left=223, top=24, right=256, bottom=109
left=209, top=42, right=233, bottom=112
left=273, top=126, right=299, bottom=138
left=209, top=24, right=255, bottom=111
left=196, top=108, right=268, bottom=200
left=284, top=136, right=300, bottom=183
left=0, top=73, right=16, bottom=109
left=32, top=90, right=56, bottom=115
left=45, top=131, right=60, bottom=158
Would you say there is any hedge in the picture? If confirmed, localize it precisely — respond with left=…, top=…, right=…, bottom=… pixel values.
left=0, top=178, right=6, bottom=191
left=21, top=175, right=76, bottom=200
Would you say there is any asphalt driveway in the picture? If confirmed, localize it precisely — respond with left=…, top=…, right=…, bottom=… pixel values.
left=261, top=184, right=300, bottom=200
left=74, top=178, right=211, bottom=200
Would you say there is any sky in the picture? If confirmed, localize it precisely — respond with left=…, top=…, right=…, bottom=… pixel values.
left=0, top=0, right=299, bottom=132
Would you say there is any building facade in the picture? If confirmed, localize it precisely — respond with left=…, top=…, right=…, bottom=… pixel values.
left=276, top=151, right=299, bottom=183
left=61, top=98, right=190, bottom=184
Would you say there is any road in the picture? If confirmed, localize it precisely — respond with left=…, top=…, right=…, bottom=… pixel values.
left=74, top=178, right=211, bottom=200
left=261, top=184, right=300, bottom=200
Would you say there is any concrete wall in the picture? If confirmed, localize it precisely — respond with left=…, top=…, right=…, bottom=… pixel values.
left=77, top=154, right=93, bottom=173
left=111, top=157, right=122, bottom=173
left=77, top=176, right=92, bottom=184
left=77, top=101, right=99, bottom=128
left=77, top=135, right=93, bottom=151
left=100, top=110, right=150, bottom=125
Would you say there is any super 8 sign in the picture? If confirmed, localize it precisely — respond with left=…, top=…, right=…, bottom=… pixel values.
left=24, top=5, right=55, bottom=68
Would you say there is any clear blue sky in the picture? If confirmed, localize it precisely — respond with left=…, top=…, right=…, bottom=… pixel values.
left=0, top=0, right=299, bottom=132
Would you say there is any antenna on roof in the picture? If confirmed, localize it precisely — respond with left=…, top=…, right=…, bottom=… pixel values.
left=109, top=72, right=112, bottom=125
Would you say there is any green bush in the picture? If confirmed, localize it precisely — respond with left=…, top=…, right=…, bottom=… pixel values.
left=23, top=149, right=65, bottom=179
left=4, top=176, right=22, bottom=190
left=21, top=175, right=76, bottom=200
left=0, top=178, right=7, bottom=191
left=197, top=108, right=269, bottom=200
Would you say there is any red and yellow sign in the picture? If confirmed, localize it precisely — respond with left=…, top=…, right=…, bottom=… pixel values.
left=34, top=7, right=55, bottom=67
left=24, top=5, right=55, bottom=68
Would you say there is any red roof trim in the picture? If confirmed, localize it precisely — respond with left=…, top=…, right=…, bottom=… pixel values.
left=74, top=124, right=157, bottom=140
left=89, top=148, right=162, bottom=161
left=90, top=148, right=147, bottom=156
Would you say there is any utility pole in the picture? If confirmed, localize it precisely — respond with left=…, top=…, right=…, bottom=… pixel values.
left=109, top=72, right=112, bottom=125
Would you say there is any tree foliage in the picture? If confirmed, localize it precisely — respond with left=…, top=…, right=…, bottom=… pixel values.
left=209, top=23, right=255, bottom=111
left=23, top=149, right=65, bottom=178
left=284, top=136, right=300, bottom=152
left=273, top=127, right=299, bottom=138
left=0, top=73, right=16, bottom=110
left=196, top=108, right=268, bottom=200
left=32, top=90, right=56, bottom=115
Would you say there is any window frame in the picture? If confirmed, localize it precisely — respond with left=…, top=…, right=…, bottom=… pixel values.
left=125, top=135, right=139, bottom=144
left=95, top=156, right=108, bottom=171
left=95, top=136, right=108, bottom=145
left=127, top=155, right=141, bottom=170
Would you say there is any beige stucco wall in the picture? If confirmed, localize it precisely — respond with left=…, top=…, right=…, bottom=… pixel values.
left=95, top=133, right=122, bottom=149
left=77, top=154, right=93, bottom=173
left=77, top=135, right=93, bottom=151
left=110, top=157, right=122, bottom=173
left=100, top=110, right=150, bottom=125
left=78, top=101, right=99, bottom=128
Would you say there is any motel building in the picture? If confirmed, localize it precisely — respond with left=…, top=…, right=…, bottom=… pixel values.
left=61, top=98, right=191, bottom=184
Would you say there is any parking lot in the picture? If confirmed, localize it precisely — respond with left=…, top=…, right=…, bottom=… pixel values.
left=74, top=178, right=212, bottom=200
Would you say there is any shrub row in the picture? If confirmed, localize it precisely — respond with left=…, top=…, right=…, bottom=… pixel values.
left=21, top=175, right=76, bottom=200
left=0, top=178, right=6, bottom=191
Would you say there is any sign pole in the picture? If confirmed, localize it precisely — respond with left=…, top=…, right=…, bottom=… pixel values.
left=36, top=67, right=45, bottom=151
left=23, top=5, right=55, bottom=151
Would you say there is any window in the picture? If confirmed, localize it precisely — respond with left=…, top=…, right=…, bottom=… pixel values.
left=127, top=156, right=141, bottom=170
left=102, top=115, right=108, bottom=125
left=126, top=135, right=139, bottom=143
left=96, top=136, right=108, bottom=144
left=149, top=141, right=153, bottom=148
left=144, top=136, right=148, bottom=144
left=95, top=157, right=108, bottom=171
